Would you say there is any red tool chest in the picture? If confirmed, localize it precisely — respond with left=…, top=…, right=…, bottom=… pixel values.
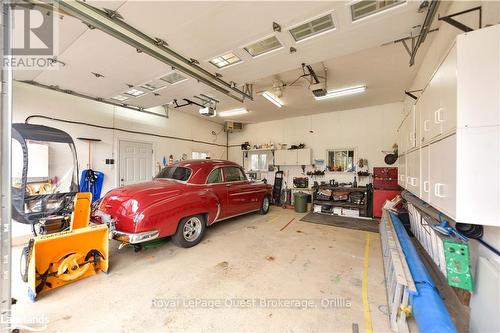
left=372, top=167, right=400, bottom=218
left=373, top=167, right=399, bottom=190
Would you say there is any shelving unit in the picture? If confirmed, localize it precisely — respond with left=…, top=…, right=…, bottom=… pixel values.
left=312, top=185, right=369, bottom=217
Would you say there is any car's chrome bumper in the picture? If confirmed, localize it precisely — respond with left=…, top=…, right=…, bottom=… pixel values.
left=94, top=210, right=159, bottom=245
left=110, top=230, right=159, bottom=244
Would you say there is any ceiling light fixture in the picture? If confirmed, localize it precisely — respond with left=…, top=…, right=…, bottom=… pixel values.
left=125, top=88, right=146, bottom=97
left=351, top=0, right=405, bottom=21
left=244, top=36, right=283, bottom=58
left=315, top=85, right=366, bottom=100
left=261, top=91, right=283, bottom=108
left=209, top=52, right=242, bottom=69
left=289, top=13, right=335, bottom=42
left=111, top=95, right=129, bottom=102
left=218, top=108, right=249, bottom=117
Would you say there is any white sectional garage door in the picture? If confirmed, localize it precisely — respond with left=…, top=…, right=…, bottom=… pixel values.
left=119, top=140, right=153, bottom=186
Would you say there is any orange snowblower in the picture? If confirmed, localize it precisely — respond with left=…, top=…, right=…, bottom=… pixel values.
left=13, top=123, right=108, bottom=301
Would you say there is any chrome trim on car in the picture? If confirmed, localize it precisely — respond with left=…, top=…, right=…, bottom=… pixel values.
left=213, top=209, right=260, bottom=223
left=111, top=229, right=159, bottom=244
left=229, top=189, right=267, bottom=196
left=213, top=203, right=221, bottom=223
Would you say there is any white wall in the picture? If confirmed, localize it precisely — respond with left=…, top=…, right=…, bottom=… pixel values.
left=13, top=81, right=227, bottom=194
left=12, top=82, right=227, bottom=240
left=228, top=102, right=402, bottom=187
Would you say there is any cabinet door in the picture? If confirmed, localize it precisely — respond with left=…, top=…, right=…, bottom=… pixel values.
left=398, top=154, right=406, bottom=188
left=297, top=149, right=311, bottom=165
left=439, top=45, right=457, bottom=134
left=274, top=150, right=286, bottom=165
left=456, top=126, right=499, bottom=225
left=407, top=106, right=417, bottom=150
left=420, top=145, right=430, bottom=202
left=397, top=121, right=405, bottom=154
left=406, top=150, right=420, bottom=196
left=399, top=116, right=408, bottom=154
left=413, top=104, right=420, bottom=149
left=427, top=73, right=443, bottom=140
left=419, top=92, right=432, bottom=144
left=429, top=135, right=456, bottom=218
left=285, top=150, right=298, bottom=165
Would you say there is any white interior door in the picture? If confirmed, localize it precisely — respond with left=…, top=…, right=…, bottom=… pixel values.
left=119, top=140, right=153, bottom=186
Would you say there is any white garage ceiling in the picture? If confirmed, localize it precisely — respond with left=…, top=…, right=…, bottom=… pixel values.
left=14, top=1, right=447, bottom=123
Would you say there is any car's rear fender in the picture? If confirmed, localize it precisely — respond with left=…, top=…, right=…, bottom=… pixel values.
left=136, top=190, right=220, bottom=237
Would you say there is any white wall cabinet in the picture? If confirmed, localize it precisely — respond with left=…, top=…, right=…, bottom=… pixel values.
left=398, top=25, right=500, bottom=226
left=398, top=106, right=416, bottom=155
left=297, top=148, right=312, bottom=165
left=274, top=148, right=312, bottom=166
left=406, top=150, right=420, bottom=196
left=398, top=153, right=406, bottom=188
left=420, top=145, right=430, bottom=203
left=274, top=150, right=285, bottom=165
left=429, top=135, right=456, bottom=218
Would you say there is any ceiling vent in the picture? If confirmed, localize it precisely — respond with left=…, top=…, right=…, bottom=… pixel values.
left=351, top=0, right=405, bottom=21
left=209, top=52, right=242, bottom=69
left=289, top=13, right=335, bottom=42
left=224, top=121, right=244, bottom=132
left=244, top=36, right=282, bottom=57
left=140, top=79, right=169, bottom=91
left=160, top=72, right=187, bottom=85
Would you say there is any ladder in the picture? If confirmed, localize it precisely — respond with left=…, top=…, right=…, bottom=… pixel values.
left=379, top=211, right=416, bottom=332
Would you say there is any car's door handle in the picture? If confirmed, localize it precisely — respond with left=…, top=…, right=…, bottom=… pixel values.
left=225, top=183, right=232, bottom=187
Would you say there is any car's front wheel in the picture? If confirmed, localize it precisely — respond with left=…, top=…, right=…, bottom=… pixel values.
left=172, top=215, right=206, bottom=248
left=259, top=196, right=270, bottom=215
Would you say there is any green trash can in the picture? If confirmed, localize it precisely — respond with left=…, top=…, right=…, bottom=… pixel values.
left=294, top=192, right=309, bottom=213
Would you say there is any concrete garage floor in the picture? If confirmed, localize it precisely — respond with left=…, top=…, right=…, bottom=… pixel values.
left=12, top=208, right=390, bottom=332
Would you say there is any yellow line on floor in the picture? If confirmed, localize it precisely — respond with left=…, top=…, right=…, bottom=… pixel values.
left=362, top=232, right=373, bottom=333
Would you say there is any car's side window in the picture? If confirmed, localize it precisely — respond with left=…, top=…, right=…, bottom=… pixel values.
left=207, top=168, right=223, bottom=184
left=223, top=167, right=246, bottom=182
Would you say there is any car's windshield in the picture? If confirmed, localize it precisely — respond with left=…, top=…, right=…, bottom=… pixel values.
left=155, top=166, right=191, bottom=181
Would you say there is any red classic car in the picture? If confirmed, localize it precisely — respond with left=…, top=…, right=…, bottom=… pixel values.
left=93, top=160, right=272, bottom=248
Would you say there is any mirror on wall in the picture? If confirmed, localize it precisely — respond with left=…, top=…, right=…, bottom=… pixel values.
left=327, top=149, right=355, bottom=172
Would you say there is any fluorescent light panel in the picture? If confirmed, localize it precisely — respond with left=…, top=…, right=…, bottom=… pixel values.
left=261, top=91, right=283, bottom=108
left=244, top=36, right=282, bottom=57
left=218, top=108, right=248, bottom=117
left=289, top=14, right=335, bottom=42
left=209, top=52, right=241, bottom=69
left=315, top=85, right=366, bottom=100
left=111, top=94, right=129, bottom=102
left=351, top=0, right=405, bottom=21
left=125, top=88, right=145, bottom=97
